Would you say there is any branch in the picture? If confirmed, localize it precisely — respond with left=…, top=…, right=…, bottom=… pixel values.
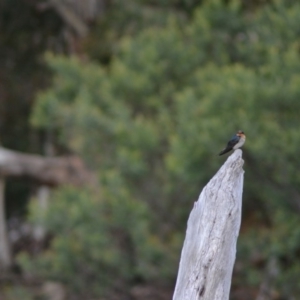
left=173, top=149, right=244, bottom=300
left=0, top=147, right=94, bottom=187
left=42, top=0, right=89, bottom=37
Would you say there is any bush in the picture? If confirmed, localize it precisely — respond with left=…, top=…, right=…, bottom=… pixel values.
left=19, top=184, right=177, bottom=298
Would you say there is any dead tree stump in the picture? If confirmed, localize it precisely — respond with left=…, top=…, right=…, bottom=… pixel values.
left=173, top=149, right=244, bottom=300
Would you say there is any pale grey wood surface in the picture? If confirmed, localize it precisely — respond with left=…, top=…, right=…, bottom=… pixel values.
left=0, top=147, right=93, bottom=186
left=173, top=149, right=244, bottom=300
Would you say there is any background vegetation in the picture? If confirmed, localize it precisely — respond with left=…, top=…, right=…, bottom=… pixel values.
left=2, top=0, right=300, bottom=299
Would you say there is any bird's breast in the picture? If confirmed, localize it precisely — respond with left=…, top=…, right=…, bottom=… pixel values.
left=233, top=136, right=246, bottom=149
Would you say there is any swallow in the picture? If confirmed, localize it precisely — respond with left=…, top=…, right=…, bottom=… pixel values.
left=219, top=130, right=246, bottom=156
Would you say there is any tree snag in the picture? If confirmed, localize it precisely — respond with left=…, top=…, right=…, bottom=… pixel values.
left=173, top=149, right=244, bottom=300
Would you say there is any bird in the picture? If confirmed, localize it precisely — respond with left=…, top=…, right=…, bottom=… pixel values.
left=219, top=130, right=246, bottom=156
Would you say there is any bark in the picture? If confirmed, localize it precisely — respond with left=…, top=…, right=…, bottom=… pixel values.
left=173, top=149, right=244, bottom=300
left=0, top=147, right=93, bottom=187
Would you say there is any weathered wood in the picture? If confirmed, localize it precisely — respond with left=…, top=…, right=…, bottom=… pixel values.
left=173, top=149, right=244, bottom=300
left=0, top=147, right=93, bottom=186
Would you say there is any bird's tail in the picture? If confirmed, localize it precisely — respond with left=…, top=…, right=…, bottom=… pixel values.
left=219, top=147, right=231, bottom=156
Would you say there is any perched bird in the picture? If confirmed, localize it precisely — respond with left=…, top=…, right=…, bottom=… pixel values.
left=219, top=130, right=246, bottom=156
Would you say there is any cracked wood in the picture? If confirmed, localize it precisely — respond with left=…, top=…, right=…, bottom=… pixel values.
left=173, top=149, right=244, bottom=300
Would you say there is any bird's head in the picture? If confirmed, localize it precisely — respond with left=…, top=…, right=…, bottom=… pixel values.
left=237, top=130, right=245, bottom=138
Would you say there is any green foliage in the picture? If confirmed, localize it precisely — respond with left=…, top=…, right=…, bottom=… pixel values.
left=0, top=286, right=33, bottom=300
left=27, top=0, right=300, bottom=298
left=84, top=0, right=200, bottom=63
left=238, top=210, right=300, bottom=296
left=19, top=185, right=174, bottom=298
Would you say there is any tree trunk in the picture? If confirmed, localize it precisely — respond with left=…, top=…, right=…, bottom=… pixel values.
left=32, top=131, right=53, bottom=242
left=47, top=0, right=89, bottom=37
left=173, top=149, right=244, bottom=300
left=0, top=177, right=12, bottom=270
left=255, top=256, right=279, bottom=300
left=32, top=186, right=50, bottom=241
